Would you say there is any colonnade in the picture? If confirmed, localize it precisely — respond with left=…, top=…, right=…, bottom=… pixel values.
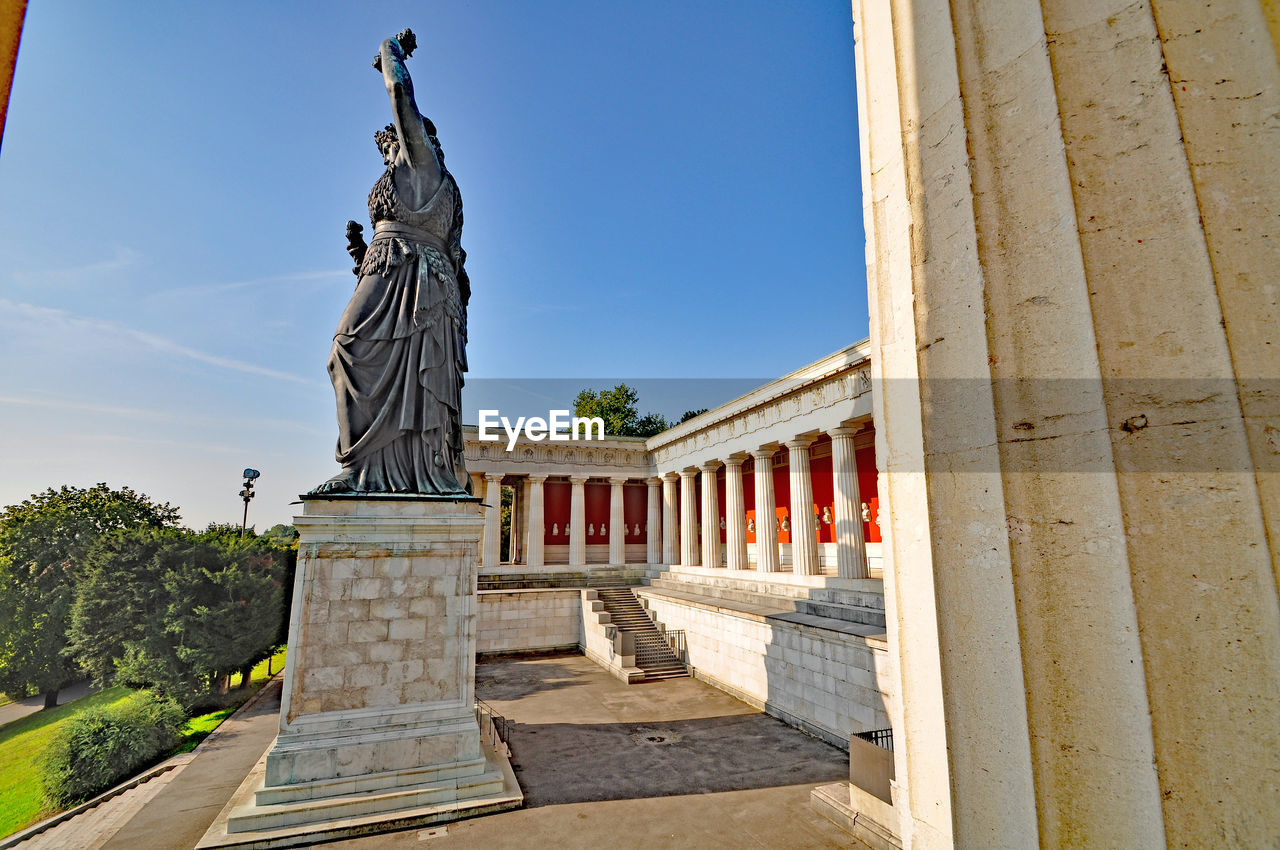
left=481, top=473, right=663, bottom=570
left=661, top=427, right=868, bottom=579
left=480, top=425, right=869, bottom=579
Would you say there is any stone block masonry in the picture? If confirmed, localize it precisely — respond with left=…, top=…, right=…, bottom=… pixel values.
left=638, top=585, right=892, bottom=750
left=199, top=496, right=521, bottom=848
left=476, top=588, right=582, bottom=654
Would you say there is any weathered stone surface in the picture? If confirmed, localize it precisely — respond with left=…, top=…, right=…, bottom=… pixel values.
left=206, top=496, right=522, bottom=844
left=851, top=0, right=1280, bottom=846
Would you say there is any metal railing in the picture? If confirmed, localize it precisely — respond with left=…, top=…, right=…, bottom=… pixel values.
left=475, top=699, right=510, bottom=752
left=853, top=727, right=893, bottom=751
left=661, top=628, right=687, bottom=663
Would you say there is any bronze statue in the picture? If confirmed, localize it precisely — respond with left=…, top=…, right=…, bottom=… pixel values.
left=314, top=29, right=471, bottom=496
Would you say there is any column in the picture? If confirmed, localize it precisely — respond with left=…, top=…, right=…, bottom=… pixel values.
left=842, top=1, right=1280, bottom=842
left=785, top=438, right=817, bottom=576
left=751, top=449, right=779, bottom=573
left=679, top=469, right=699, bottom=566
left=513, top=478, right=529, bottom=564
left=661, top=473, right=679, bottom=564
left=700, top=461, right=721, bottom=568
left=724, top=457, right=747, bottom=570
left=568, top=476, right=586, bottom=567
left=646, top=478, right=661, bottom=565
left=524, top=474, right=546, bottom=569
left=482, top=472, right=503, bottom=569
left=608, top=477, right=627, bottom=565
left=828, top=427, right=867, bottom=579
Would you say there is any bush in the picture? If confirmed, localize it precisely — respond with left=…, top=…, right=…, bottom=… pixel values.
left=39, top=691, right=184, bottom=808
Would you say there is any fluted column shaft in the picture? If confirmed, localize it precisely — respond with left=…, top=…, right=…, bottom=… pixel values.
left=700, top=462, right=721, bottom=568
left=482, top=473, right=503, bottom=569
left=786, top=439, right=818, bottom=576
left=724, top=458, right=747, bottom=570
left=609, top=477, right=627, bottom=565
left=646, top=478, right=661, bottom=565
left=569, top=476, right=587, bottom=567
left=679, top=470, right=699, bottom=566
left=829, top=427, right=868, bottom=579
left=661, top=473, right=679, bottom=564
left=751, top=449, right=779, bottom=573
left=525, top=474, right=547, bottom=569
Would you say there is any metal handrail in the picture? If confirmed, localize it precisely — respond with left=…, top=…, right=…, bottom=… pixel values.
left=475, top=698, right=510, bottom=749
left=662, top=628, right=687, bottom=663
left=853, top=727, right=893, bottom=751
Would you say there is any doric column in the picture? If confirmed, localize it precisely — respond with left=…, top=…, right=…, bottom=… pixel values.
left=608, top=477, right=627, bottom=565
left=482, top=472, right=503, bottom=569
left=661, top=473, right=679, bottom=564
left=679, top=469, right=699, bottom=566
left=646, top=478, right=661, bottom=565
left=785, top=438, right=818, bottom=576
left=568, top=476, right=587, bottom=567
left=828, top=427, right=867, bottom=579
left=525, top=474, right=546, bottom=568
left=751, top=449, right=779, bottom=573
left=700, top=461, right=721, bottom=568
left=724, top=457, right=747, bottom=570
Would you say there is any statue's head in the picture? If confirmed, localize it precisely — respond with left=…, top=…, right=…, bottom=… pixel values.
left=375, top=118, right=444, bottom=167
left=375, top=124, right=399, bottom=166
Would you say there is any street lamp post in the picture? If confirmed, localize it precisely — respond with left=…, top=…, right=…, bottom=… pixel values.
left=240, top=468, right=260, bottom=537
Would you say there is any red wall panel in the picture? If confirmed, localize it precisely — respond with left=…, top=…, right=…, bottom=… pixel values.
left=855, top=444, right=881, bottom=543
left=585, top=481, right=609, bottom=541
left=624, top=483, right=646, bottom=542
left=543, top=480, right=571, bottom=542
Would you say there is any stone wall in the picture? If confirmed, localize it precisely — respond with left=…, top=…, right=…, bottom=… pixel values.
left=475, top=589, right=581, bottom=655
left=638, top=590, right=892, bottom=749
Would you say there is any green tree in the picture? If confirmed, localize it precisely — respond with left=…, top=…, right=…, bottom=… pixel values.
left=571, top=384, right=671, bottom=438
left=0, top=484, right=179, bottom=709
left=679, top=408, right=709, bottom=424
left=68, top=528, right=287, bottom=707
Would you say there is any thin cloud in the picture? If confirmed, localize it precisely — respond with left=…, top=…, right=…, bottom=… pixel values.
left=0, top=394, right=330, bottom=437
left=11, top=246, right=142, bottom=286
left=73, top=433, right=255, bottom=456
left=0, top=299, right=317, bottom=386
left=151, top=269, right=349, bottom=298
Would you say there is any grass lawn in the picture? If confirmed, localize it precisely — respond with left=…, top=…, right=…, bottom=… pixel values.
left=0, top=647, right=287, bottom=839
left=176, top=648, right=286, bottom=755
left=0, top=685, right=133, bottom=838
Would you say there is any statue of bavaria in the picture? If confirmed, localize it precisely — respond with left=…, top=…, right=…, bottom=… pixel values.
left=314, top=29, right=471, bottom=496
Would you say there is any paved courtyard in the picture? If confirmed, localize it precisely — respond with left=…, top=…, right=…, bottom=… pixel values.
left=19, top=654, right=860, bottom=849
left=328, top=654, right=857, bottom=849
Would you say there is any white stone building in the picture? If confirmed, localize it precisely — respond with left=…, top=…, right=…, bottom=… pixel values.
left=465, top=339, right=896, bottom=779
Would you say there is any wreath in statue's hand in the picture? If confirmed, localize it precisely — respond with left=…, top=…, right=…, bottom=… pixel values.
left=373, top=28, right=418, bottom=71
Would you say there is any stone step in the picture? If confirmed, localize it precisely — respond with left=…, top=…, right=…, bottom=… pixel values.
left=643, top=669, right=689, bottom=681
left=652, top=572, right=884, bottom=610
left=649, top=576, right=885, bottom=626
left=228, top=768, right=506, bottom=834
left=794, top=599, right=886, bottom=628
left=254, top=757, right=489, bottom=806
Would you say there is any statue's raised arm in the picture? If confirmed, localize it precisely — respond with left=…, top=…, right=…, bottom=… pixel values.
left=374, top=29, right=442, bottom=195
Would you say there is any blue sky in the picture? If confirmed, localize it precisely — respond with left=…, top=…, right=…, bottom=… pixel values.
left=0, top=1, right=866, bottom=528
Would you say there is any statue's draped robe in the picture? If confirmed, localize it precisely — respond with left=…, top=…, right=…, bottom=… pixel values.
left=326, top=164, right=469, bottom=494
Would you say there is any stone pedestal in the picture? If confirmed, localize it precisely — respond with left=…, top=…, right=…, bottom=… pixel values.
left=199, top=496, right=521, bottom=848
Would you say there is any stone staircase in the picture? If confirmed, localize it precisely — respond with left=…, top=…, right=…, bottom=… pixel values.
left=479, top=567, right=649, bottom=591
left=594, top=588, right=688, bottom=681
left=647, top=571, right=886, bottom=631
